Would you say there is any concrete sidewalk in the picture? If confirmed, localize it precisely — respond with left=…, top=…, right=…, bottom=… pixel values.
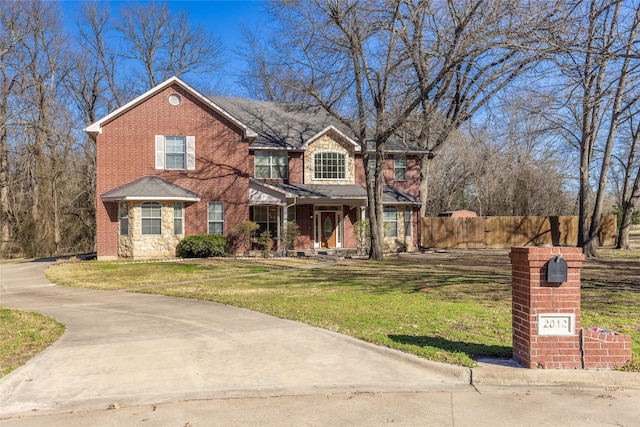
left=1, top=261, right=639, bottom=426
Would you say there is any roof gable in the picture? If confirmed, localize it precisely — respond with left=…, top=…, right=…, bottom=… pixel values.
left=84, top=77, right=257, bottom=140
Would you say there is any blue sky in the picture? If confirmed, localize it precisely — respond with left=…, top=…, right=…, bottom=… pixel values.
left=59, top=0, right=267, bottom=95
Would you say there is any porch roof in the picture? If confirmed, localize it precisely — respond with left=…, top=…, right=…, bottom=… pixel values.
left=101, top=176, right=201, bottom=202
left=249, top=179, right=420, bottom=206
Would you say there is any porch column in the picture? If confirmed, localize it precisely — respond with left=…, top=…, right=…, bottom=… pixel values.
left=280, top=203, right=288, bottom=255
left=360, top=207, right=366, bottom=254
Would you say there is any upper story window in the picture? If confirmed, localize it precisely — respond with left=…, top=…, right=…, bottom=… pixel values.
left=394, top=155, right=406, bottom=181
left=255, top=150, right=287, bottom=179
left=314, top=152, right=345, bottom=180
left=141, top=202, right=162, bottom=235
left=155, top=135, right=195, bottom=170
left=165, top=136, right=185, bottom=169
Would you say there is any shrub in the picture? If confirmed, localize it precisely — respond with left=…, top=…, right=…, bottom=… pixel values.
left=176, top=234, right=228, bottom=258
left=256, top=230, right=273, bottom=258
left=353, top=219, right=371, bottom=256
left=280, top=221, right=300, bottom=251
left=230, top=221, right=260, bottom=255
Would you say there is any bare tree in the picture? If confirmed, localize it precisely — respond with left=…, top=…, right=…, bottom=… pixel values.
left=0, top=0, right=28, bottom=256
left=397, top=0, right=569, bottom=218
left=16, top=1, right=73, bottom=255
left=614, top=112, right=640, bottom=249
left=253, top=0, right=425, bottom=260
left=75, top=1, right=123, bottom=110
left=116, top=1, right=225, bottom=91
left=249, top=0, right=568, bottom=259
left=556, top=0, right=640, bottom=257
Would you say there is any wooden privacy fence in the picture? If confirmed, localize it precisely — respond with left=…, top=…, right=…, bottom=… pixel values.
left=420, top=215, right=617, bottom=249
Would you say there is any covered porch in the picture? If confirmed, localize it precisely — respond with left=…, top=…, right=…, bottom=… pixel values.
left=249, top=179, right=420, bottom=254
left=249, top=179, right=367, bottom=253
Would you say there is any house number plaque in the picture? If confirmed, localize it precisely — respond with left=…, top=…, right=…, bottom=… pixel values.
left=537, top=313, right=575, bottom=336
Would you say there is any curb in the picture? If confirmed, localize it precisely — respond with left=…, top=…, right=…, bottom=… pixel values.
left=314, top=327, right=472, bottom=384
left=471, top=359, right=640, bottom=389
left=305, top=328, right=640, bottom=390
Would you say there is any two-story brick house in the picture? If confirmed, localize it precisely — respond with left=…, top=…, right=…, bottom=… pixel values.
left=86, top=77, right=425, bottom=259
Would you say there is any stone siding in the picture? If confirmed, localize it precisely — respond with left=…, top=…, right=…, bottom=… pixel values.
left=304, top=132, right=355, bottom=185
left=118, top=202, right=182, bottom=258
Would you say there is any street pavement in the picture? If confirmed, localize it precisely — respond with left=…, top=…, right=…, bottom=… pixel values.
left=1, top=260, right=639, bottom=426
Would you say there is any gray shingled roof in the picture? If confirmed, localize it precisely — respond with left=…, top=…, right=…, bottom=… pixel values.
left=256, top=181, right=418, bottom=205
left=382, top=186, right=420, bottom=204
left=265, top=182, right=368, bottom=200
left=101, top=176, right=201, bottom=201
left=210, top=97, right=339, bottom=150
left=210, top=97, right=428, bottom=154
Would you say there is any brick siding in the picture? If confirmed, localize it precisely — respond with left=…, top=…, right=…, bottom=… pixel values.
left=96, top=83, right=250, bottom=258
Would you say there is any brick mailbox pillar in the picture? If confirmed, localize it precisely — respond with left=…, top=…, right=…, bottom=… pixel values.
left=510, top=246, right=632, bottom=369
left=510, top=246, right=584, bottom=369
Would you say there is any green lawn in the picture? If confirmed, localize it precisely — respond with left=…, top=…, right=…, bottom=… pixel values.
left=46, top=251, right=640, bottom=369
left=0, top=308, right=65, bottom=377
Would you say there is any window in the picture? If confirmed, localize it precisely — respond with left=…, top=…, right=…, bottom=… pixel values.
left=155, top=135, right=195, bottom=170
left=314, top=152, right=345, bottom=180
left=255, top=151, right=287, bottom=179
left=174, top=203, right=183, bottom=235
left=286, top=205, right=296, bottom=222
left=404, top=206, right=412, bottom=238
left=165, top=136, right=185, bottom=169
left=383, top=206, right=398, bottom=238
left=208, top=202, right=224, bottom=234
left=394, top=155, right=406, bottom=181
left=119, top=202, right=129, bottom=236
left=252, top=205, right=278, bottom=236
left=141, top=202, right=162, bottom=235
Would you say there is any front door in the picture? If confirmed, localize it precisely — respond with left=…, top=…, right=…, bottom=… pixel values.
left=321, top=212, right=336, bottom=248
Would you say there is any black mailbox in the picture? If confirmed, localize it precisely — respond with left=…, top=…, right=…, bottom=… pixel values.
left=546, top=256, right=568, bottom=283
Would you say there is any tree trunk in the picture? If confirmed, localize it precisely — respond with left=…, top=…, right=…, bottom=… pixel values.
left=616, top=166, right=640, bottom=249
left=0, top=112, right=9, bottom=256
left=368, top=145, right=386, bottom=261
left=419, top=154, right=433, bottom=218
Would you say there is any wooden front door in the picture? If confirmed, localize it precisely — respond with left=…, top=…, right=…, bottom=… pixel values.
left=321, top=212, right=336, bottom=248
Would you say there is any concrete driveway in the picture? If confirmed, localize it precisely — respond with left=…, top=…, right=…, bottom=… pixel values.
left=0, top=261, right=466, bottom=414
left=1, top=260, right=639, bottom=426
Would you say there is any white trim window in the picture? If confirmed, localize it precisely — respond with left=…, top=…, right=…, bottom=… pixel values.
left=383, top=206, right=398, bottom=238
left=314, top=152, right=345, bottom=179
left=252, top=205, right=278, bottom=236
left=404, top=206, right=412, bottom=238
left=141, top=202, right=162, bottom=235
left=394, top=155, right=406, bottom=181
left=255, top=150, right=287, bottom=179
left=155, top=135, right=195, bottom=170
left=208, top=202, right=224, bottom=234
left=174, top=202, right=183, bottom=235
left=119, top=202, right=129, bottom=236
